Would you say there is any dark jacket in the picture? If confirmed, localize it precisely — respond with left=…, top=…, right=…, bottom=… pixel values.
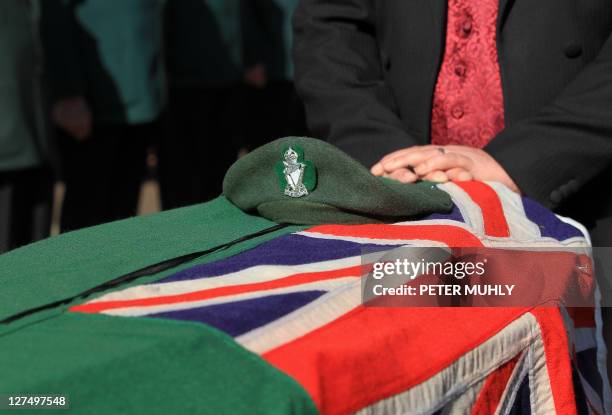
left=40, top=0, right=166, bottom=125
left=164, top=0, right=243, bottom=87
left=0, top=0, right=47, bottom=171
left=293, top=0, right=612, bottom=230
left=242, top=0, right=299, bottom=81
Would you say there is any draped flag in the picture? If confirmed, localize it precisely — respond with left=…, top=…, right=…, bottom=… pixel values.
left=71, top=181, right=608, bottom=415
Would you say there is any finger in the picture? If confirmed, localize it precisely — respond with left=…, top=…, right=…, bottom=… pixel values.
left=414, top=153, right=472, bottom=176
left=422, top=170, right=449, bottom=183
left=379, top=145, right=440, bottom=165
left=382, top=148, right=443, bottom=173
left=378, top=148, right=420, bottom=166
left=442, top=145, right=473, bottom=155
left=371, top=162, right=385, bottom=176
left=389, top=168, right=419, bottom=183
left=385, top=168, right=418, bottom=183
left=446, top=167, right=473, bottom=181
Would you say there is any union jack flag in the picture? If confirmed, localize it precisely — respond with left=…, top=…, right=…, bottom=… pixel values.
left=71, top=181, right=609, bottom=415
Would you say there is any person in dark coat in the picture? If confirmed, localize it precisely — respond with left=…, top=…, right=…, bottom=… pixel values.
left=0, top=0, right=53, bottom=253
left=241, top=0, right=308, bottom=151
left=293, top=0, right=612, bottom=383
left=40, top=0, right=166, bottom=232
left=293, top=0, right=612, bottom=246
left=160, top=0, right=245, bottom=208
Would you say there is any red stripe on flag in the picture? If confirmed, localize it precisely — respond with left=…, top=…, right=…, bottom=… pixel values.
left=471, top=353, right=522, bottom=415
left=70, top=265, right=364, bottom=314
left=454, top=181, right=510, bottom=237
left=307, top=224, right=484, bottom=247
left=263, top=307, right=529, bottom=414
left=530, top=308, right=578, bottom=415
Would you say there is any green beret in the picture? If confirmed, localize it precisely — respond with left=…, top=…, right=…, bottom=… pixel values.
left=223, top=137, right=453, bottom=225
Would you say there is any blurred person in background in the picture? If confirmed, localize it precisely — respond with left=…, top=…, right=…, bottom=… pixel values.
left=241, top=0, right=308, bottom=151
left=160, top=0, right=244, bottom=208
left=0, top=0, right=54, bottom=253
left=40, top=0, right=166, bottom=232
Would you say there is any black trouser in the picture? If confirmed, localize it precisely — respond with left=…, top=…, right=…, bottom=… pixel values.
left=563, top=171, right=612, bottom=384
left=590, top=220, right=612, bottom=385
left=158, top=86, right=241, bottom=210
left=0, top=166, right=53, bottom=253
left=241, top=80, right=309, bottom=151
left=57, top=122, right=152, bottom=232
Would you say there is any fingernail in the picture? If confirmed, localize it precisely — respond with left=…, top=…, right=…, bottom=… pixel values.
left=381, top=161, right=394, bottom=171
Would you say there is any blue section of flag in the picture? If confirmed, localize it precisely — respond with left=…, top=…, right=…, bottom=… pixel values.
left=149, top=291, right=326, bottom=337
left=422, top=204, right=465, bottom=223
left=521, top=197, right=583, bottom=240
left=158, top=234, right=394, bottom=283
left=508, top=375, right=532, bottom=415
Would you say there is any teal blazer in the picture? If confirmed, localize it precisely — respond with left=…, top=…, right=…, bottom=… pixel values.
left=0, top=0, right=47, bottom=171
left=41, top=0, right=166, bottom=125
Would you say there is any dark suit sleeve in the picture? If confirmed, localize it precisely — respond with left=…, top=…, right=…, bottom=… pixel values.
left=486, top=33, right=612, bottom=209
left=40, top=0, right=85, bottom=101
left=293, top=0, right=419, bottom=167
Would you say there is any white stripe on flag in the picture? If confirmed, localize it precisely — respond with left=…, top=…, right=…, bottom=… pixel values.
left=355, top=313, right=547, bottom=415
left=102, top=277, right=358, bottom=317
left=87, top=254, right=364, bottom=304
left=237, top=280, right=362, bottom=354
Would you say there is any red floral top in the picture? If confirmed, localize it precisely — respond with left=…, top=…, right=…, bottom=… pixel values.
left=430, top=0, right=505, bottom=148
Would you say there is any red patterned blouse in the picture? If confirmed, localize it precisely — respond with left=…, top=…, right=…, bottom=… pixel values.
left=430, top=0, right=505, bottom=148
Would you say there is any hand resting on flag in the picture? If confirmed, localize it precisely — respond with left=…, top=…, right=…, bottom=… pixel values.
left=371, top=144, right=520, bottom=193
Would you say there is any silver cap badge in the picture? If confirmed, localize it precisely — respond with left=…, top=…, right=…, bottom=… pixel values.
left=282, top=147, right=309, bottom=198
